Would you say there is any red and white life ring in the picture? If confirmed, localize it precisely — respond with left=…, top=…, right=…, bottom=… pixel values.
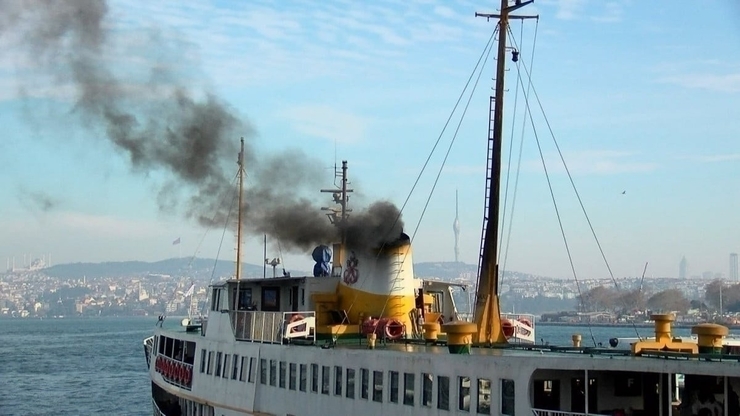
left=384, top=319, right=405, bottom=340
left=289, top=314, right=305, bottom=333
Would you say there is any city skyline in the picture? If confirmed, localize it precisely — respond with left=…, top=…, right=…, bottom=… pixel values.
left=1, top=1, right=739, bottom=279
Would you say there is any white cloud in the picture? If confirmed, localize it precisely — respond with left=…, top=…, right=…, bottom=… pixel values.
left=659, top=73, right=740, bottom=93
left=683, top=154, right=740, bottom=163
left=532, top=150, right=658, bottom=175
left=283, top=104, right=370, bottom=144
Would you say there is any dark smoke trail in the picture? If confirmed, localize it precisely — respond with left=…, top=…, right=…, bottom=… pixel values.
left=1, top=0, right=403, bottom=252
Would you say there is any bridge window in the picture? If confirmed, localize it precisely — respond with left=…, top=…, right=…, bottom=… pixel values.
left=279, top=361, right=287, bottom=388
left=477, top=378, right=491, bottom=414
left=533, top=379, right=560, bottom=410
left=437, top=376, right=450, bottom=410
left=459, top=376, right=471, bottom=411
left=289, top=363, right=297, bottom=390
left=269, top=360, right=277, bottom=386
left=199, top=349, right=206, bottom=373
left=223, top=354, right=231, bottom=379
left=206, top=351, right=213, bottom=375
left=361, top=368, right=369, bottom=399
left=422, top=373, right=433, bottom=407
left=501, top=379, right=515, bottom=416
left=211, top=288, right=221, bottom=311
left=346, top=368, right=355, bottom=399
left=373, top=371, right=383, bottom=402
left=321, top=365, right=330, bottom=395
left=389, top=371, right=399, bottom=403
left=334, top=366, right=342, bottom=396
left=404, top=373, right=415, bottom=406
left=215, top=352, right=222, bottom=377
left=299, top=364, right=307, bottom=392
left=259, top=359, right=267, bottom=384
left=311, top=364, right=319, bottom=393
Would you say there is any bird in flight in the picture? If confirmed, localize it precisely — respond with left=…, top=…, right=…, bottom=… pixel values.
left=621, top=191, right=626, bottom=194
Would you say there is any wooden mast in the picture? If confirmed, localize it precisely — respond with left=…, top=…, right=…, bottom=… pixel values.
left=472, top=0, right=534, bottom=344
left=236, top=137, right=245, bottom=280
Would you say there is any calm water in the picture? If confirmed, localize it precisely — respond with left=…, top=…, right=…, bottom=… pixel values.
left=0, top=317, right=696, bottom=416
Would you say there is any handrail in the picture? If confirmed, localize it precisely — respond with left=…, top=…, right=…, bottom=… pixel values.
left=154, top=354, right=193, bottom=390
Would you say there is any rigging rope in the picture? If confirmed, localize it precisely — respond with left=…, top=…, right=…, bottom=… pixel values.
left=346, top=26, right=500, bottom=322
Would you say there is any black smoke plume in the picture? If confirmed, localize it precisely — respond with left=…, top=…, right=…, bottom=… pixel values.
left=1, top=0, right=403, bottom=252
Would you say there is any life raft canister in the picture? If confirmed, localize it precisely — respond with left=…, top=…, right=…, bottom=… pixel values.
left=289, top=314, right=305, bottom=333
left=502, top=319, right=515, bottom=338
left=384, top=319, right=404, bottom=340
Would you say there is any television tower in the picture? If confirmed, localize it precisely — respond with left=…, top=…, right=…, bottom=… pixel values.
left=453, top=189, right=460, bottom=262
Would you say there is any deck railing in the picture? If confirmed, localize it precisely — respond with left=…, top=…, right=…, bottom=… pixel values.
left=154, top=354, right=193, bottom=390
left=532, top=410, right=599, bottom=416
left=230, top=310, right=316, bottom=344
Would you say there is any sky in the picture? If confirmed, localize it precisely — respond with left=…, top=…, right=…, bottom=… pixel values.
left=0, top=0, right=739, bottom=280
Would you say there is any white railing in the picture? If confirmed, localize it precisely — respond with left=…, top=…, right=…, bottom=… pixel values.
left=154, top=355, right=193, bottom=390
left=229, top=310, right=316, bottom=344
left=532, top=410, right=598, bottom=416
left=152, top=399, right=165, bottom=416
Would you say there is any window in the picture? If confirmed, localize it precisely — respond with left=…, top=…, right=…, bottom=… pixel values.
left=477, top=378, right=491, bottom=414
left=222, top=354, right=231, bottom=379
left=422, top=373, right=433, bottom=407
left=346, top=368, right=355, bottom=399
left=321, top=366, right=330, bottom=395
left=403, top=373, right=415, bottom=406
left=269, top=360, right=277, bottom=386
left=438, top=376, right=450, bottom=410
left=206, top=351, right=213, bottom=375
left=279, top=361, right=287, bottom=388
left=289, top=363, right=297, bottom=390
left=390, top=371, right=399, bottom=403
left=234, top=287, right=253, bottom=310
left=373, top=371, right=384, bottom=403
left=459, top=376, right=471, bottom=411
left=259, top=358, right=267, bottom=384
left=299, top=364, right=307, bottom=392
left=248, top=357, right=256, bottom=383
left=361, top=368, right=369, bottom=399
left=232, top=354, right=240, bottom=380
left=200, top=349, right=207, bottom=373
left=501, top=379, right=515, bottom=416
left=334, top=366, right=342, bottom=396
left=239, top=356, right=247, bottom=382
left=311, top=364, right=319, bottom=393
left=211, top=288, right=221, bottom=311
left=261, top=287, right=280, bottom=311
left=215, top=352, right=222, bottom=377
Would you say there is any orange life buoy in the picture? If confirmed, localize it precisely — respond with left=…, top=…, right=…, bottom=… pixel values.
left=502, top=319, right=514, bottom=338
left=384, top=319, right=404, bottom=340
left=289, top=314, right=305, bottom=333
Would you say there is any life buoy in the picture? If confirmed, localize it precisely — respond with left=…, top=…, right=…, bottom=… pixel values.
left=185, top=366, right=192, bottom=385
left=166, top=361, right=172, bottom=379
left=289, top=314, right=305, bottom=333
left=384, top=319, right=404, bottom=340
left=502, top=319, right=515, bottom=338
left=517, top=318, right=533, bottom=336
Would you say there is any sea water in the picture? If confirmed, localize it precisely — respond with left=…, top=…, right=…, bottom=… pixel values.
left=0, top=317, right=695, bottom=416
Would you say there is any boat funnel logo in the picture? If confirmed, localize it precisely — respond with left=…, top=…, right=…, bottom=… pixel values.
left=343, top=251, right=359, bottom=285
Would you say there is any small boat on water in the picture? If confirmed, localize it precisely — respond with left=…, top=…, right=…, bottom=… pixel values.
left=143, top=1, right=740, bottom=415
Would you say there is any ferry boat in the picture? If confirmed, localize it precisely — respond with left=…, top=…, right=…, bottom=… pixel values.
left=143, top=1, right=740, bottom=415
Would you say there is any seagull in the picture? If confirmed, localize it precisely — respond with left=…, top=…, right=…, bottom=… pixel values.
left=621, top=191, right=626, bottom=195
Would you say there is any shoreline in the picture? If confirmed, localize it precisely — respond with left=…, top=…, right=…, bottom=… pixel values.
left=537, top=321, right=740, bottom=330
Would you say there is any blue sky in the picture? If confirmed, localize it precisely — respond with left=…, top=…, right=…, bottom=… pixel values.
left=1, top=0, right=739, bottom=280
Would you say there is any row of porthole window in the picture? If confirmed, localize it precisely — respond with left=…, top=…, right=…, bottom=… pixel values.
left=196, top=349, right=515, bottom=415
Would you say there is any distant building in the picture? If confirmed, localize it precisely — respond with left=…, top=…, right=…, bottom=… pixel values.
left=731, top=253, right=739, bottom=282
left=679, top=256, right=688, bottom=279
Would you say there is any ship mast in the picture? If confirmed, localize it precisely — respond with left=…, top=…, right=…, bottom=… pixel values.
left=473, top=0, right=535, bottom=344
left=236, top=137, right=245, bottom=280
